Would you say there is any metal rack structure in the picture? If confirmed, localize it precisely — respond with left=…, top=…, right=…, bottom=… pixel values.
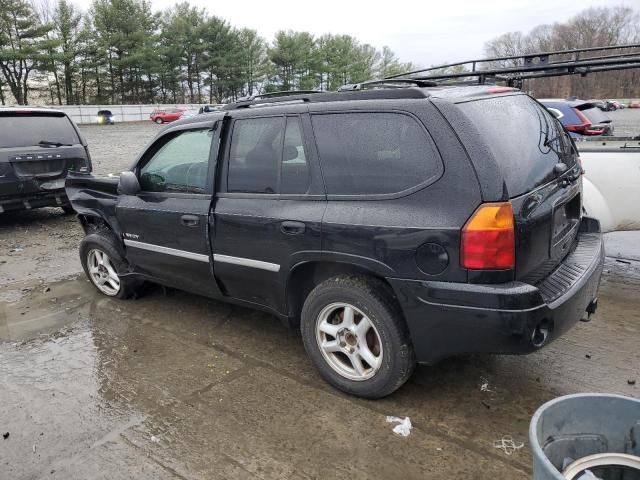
left=384, top=43, right=640, bottom=88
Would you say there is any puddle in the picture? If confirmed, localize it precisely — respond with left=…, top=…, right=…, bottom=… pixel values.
left=0, top=276, right=95, bottom=341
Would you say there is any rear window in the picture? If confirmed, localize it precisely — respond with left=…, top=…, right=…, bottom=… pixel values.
left=543, top=102, right=581, bottom=126
left=311, top=112, right=442, bottom=196
left=458, top=95, right=576, bottom=198
left=580, top=107, right=611, bottom=125
left=98, top=110, right=112, bottom=115
left=0, top=114, right=80, bottom=148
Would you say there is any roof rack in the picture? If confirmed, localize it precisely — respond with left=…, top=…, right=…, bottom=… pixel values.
left=223, top=87, right=431, bottom=110
left=338, top=78, right=437, bottom=91
left=244, top=90, right=324, bottom=100
left=385, top=43, right=640, bottom=87
left=225, top=90, right=324, bottom=109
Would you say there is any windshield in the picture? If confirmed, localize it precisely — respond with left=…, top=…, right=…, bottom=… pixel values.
left=0, top=114, right=80, bottom=149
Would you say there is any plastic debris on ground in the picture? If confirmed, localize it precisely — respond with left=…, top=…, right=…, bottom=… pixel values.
left=480, top=377, right=493, bottom=392
left=386, top=416, right=412, bottom=437
left=493, top=435, right=524, bottom=455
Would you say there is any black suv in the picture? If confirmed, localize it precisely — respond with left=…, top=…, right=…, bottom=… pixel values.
left=66, top=86, right=603, bottom=398
left=1, top=108, right=91, bottom=214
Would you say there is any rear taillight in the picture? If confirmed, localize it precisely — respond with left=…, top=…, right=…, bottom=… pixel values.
left=565, top=109, right=591, bottom=135
left=461, top=202, right=515, bottom=270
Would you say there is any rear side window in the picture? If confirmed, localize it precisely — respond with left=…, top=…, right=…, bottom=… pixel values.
left=459, top=95, right=576, bottom=198
left=311, top=112, right=441, bottom=196
left=0, top=114, right=80, bottom=148
left=226, top=116, right=311, bottom=195
left=228, top=117, right=283, bottom=194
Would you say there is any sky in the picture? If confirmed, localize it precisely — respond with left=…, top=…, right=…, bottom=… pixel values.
left=72, top=0, right=638, bottom=67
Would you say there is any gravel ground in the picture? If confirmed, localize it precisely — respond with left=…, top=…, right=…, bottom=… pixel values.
left=601, top=108, right=640, bottom=137
left=82, top=121, right=162, bottom=174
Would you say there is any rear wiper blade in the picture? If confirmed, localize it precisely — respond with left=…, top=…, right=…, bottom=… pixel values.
left=38, top=140, right=72, bottom=147
left=544, top=133, right=563, bottom=148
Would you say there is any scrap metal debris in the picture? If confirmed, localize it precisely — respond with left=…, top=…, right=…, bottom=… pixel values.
left=386, top=416, right=412, bottom=437
left=493, top=436, right=524, bottom=455
left=2, top=432, right=8, bottom=440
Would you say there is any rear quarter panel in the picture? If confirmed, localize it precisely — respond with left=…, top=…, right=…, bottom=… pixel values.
left=316, top=99, right=483, bottom=282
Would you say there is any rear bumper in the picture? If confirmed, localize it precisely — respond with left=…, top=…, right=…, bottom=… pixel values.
left=0, top=189, right=69, bottom=213
left=389, top=217, right=604, bottom=364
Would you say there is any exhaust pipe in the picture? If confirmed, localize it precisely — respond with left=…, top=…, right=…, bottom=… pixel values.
left=531, top=320, right=551, bottom=348
left=580, top=298, right=598, bottom=322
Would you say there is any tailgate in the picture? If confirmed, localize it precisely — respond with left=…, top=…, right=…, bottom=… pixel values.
left=456, top=93, right=583, bottom=281
left=0, top=112, right=89, bottom=196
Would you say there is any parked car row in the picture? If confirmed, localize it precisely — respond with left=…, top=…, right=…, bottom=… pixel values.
left=149, top=105, right=226, bottom=124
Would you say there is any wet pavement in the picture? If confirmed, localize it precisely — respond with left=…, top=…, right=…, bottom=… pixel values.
left=1, top=121, right=639, bottom=479
left=1, top=268, right=639, bottom=479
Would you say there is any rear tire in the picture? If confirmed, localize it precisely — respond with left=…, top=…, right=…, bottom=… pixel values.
left=80, top=231, right=139, bottom=299
left=155, top=118, right=163, bottom=124
left=61, top=204, right=75, bottom=215
left=300, top=275, right=415, bottom=398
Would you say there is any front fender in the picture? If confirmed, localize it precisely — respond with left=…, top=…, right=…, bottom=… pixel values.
left=65, top=172, right=122, bottom=237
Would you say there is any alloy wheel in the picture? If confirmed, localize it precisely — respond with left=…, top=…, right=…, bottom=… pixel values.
left=87, top=249, right=121, bottom=296
left=315, top=302, right=383, bottom=381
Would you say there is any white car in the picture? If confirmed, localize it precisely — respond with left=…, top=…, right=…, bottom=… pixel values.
left=577, top=138, right=640, bottom=232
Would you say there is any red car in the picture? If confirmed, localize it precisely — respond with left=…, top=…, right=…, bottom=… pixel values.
left=150, top=108, right=184, bottom=124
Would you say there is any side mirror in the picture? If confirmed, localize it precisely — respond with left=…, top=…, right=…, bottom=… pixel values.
left=118, top=171, right=141, bottom=195
left=283, top=144, right=298, bottom=161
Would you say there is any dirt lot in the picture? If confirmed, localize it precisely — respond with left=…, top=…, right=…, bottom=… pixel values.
left=1, top=120, right=639, bottom=479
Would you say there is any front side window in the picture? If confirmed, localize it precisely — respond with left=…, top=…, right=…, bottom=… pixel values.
left=311, top=112, right=441, bottom=196
left=139, top=128, right=212, bottom=193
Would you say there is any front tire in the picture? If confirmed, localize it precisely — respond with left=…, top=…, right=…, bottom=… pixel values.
left=154, top=118, right=163, bottom=124
left=301, top=275, right=415, bottom=398
left=80, top=231, right=139, bottom=299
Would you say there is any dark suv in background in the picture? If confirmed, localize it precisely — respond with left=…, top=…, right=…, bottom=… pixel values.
left=67, top=86, right=603, bottom=398
left=0, top=108, right=91, bottom=214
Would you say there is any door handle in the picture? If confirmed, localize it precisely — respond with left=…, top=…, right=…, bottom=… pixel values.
left=181, top=214, right=200, bottom=227
left=281, top=220, right=306, bottom=235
